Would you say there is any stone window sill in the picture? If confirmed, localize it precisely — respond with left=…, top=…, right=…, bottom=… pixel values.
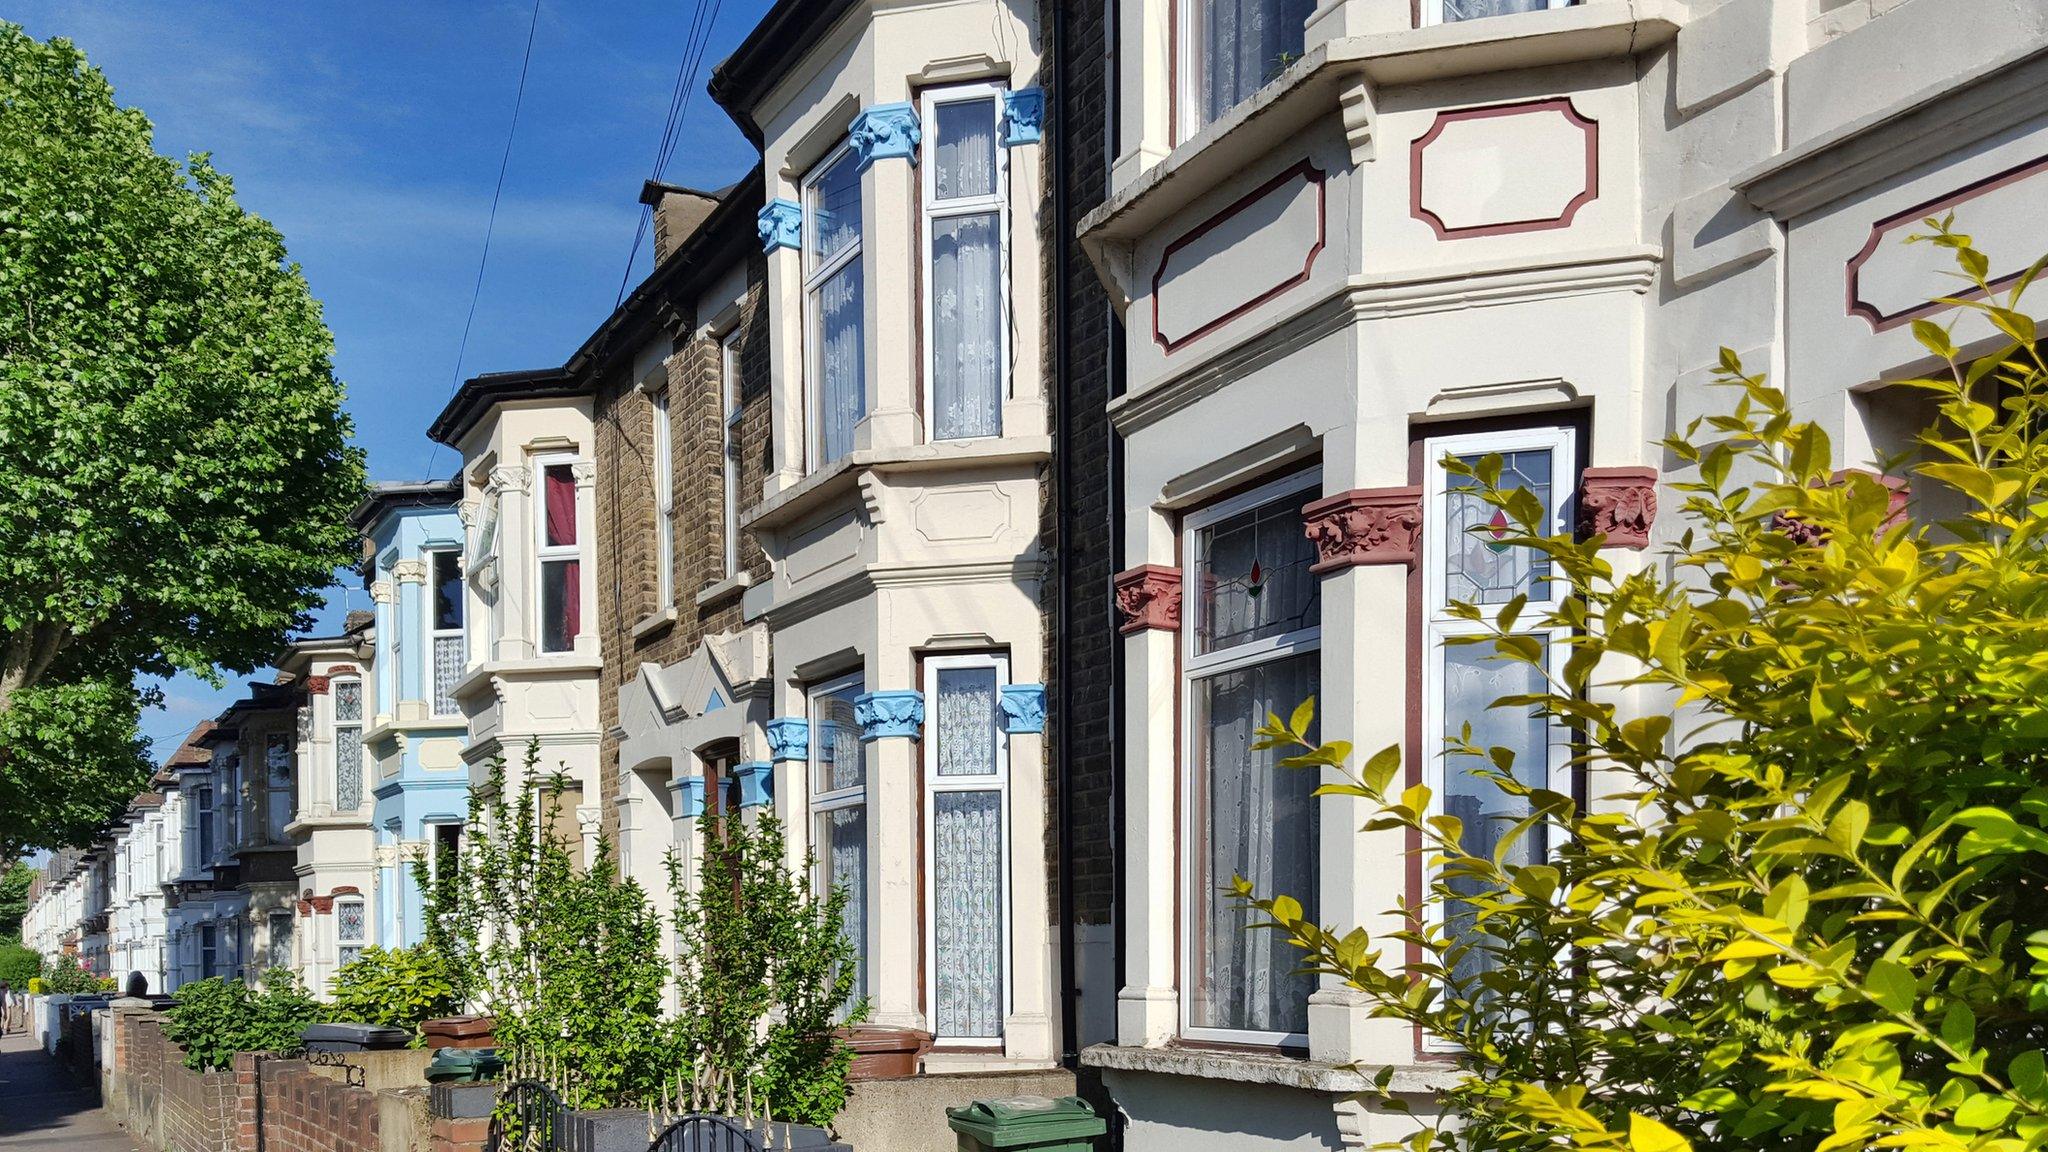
left=632, top=607, right=678, bottom=641
left=696, top=571, right=753, bottom=607
left=1079, top=1041, right=1460, bottom=1095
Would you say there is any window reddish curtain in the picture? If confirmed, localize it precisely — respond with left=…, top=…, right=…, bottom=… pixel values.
left=560, top=559, right=581, bottom=638
left=545, top=465, right=577, bottom=546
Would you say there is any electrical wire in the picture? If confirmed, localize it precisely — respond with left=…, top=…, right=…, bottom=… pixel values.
left=421, top=0, right=545, bottom=483
left=612, top=0, right=727, bottom=309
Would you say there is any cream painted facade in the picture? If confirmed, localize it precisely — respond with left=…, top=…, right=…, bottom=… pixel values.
left=279, top=630, right=378, bottom=997
left=437, top=383, right=605, bottom=858
left=709, top=0, right=1063, bottom=1076
left=1080, top=0, right=2048, bottom=1149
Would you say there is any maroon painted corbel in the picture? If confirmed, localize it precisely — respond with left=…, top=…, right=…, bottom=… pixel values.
left=1578, top=467, right=1658, bottom=550
left=1301, top=486, right=1423, bottom=572
left=1773, top=469, right=1909, bottom=543
left=304, top=675, right=331, bottom=695
left=1113, top=565, right=1183, bottom=634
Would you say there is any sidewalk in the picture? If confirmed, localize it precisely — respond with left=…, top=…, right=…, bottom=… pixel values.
left=0, top=1030, right=140, bottom=1151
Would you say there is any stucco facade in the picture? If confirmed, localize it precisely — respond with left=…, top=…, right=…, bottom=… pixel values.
left=1073, top=0, right=2048, bottom=1149
left=278, top=618, right=379, bottom=995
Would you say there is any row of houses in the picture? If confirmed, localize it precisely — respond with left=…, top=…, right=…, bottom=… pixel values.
left=24, top=0, right=2048, bottom=1147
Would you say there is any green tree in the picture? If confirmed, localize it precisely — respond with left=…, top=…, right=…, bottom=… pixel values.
left=0, top=859, right=30, bottom=937
left=1246, top=225, right=2048, bottom=1152
left=0, top=25, right=366, bottom=856
left=327, top=945, right=462, bottom=1046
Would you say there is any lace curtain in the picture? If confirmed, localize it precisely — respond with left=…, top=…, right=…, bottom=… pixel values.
left=824, top=806, right=868, bottom=1004
left=930, top=99, right=1001, bottom=441
left=812, top=686, right=867, bottom=1008
left=817, top=261, right=866, bottom=464
left=1443, top=642, right=1551, bottom=987
left=1192, top=651, right=1320, bottom=1034
left=1200, top=0, right=1312, bottom=129
left=335, top=682, right=363, bottom=813
left=268, top=914, right=293, bottom=970
left=433, top=635, right=465, bottom=716
left=935, top=667, right=998, bottom=777
left=934, top=791, right=1003, bottom=1037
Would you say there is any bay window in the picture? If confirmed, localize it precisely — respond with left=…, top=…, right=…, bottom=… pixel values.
left=1420, top=426, right=1575, bottom=991
left=808, top=673, right=868, bottom=1007
left=1423, top=0, right=1570, bottom=25
left=334, top=679, right=364, bottom=813
left=337, top=898, right=366, bottom=967
left=429, top=549, right=465, bottom=714
left=651, top=388, right=676, bottom=608
left=804, top=144, right=866, bottom=470
left=1180, top=0, right=1313, bottom=138
left=194, top=785, right=214, bottom=869
left=536, top=459, right=583, bottom=653
left=922, top=86, right=1006, bottom=442
left=1182, top=469, right=1321, bottom=1044
left=720, top=330, right=742, bottom=580
left=923, top=654, right=1010, bottom=1043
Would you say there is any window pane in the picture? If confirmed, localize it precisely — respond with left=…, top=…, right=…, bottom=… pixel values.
left=933, top=99, right=997, bottom=200
left=1199, top=0, right=1311, bottom=129
left=1444, top=449, right=1553, bottom=606
left=338, top=902, right=364, bottom=943
left=541, top=558, right=580, bottom=652
left=1194, top=489, right=1319, bottom=656
left=334, top=681, right=362, bottom=723
left=433, top=635, right=465, bottom=715
left=268, top=913, right=294, bottom=971
left=821, top=805, right=868, bottom=1006
left=336, top=725, right=363, bottom=812
left=543, top=464, right=578, bottom=547
left=931, top=212, right=1003, bottom=441
left=811, top=684, right=865, bottom=794
left=1442, top=639, right=1553, bottom=985
left=816, top=258, right=866, bottom=465
left=433, top=552, right=463, bottom=629
left=1190, top=651, right=1320, bottom=1035
left=933, top=790, right=1003, bottom=1037
left=810, top=150, right=863, bottom=264
left=1442, top=0, right=1551, bottom=20
left=934, top=666, right=999, bottom=777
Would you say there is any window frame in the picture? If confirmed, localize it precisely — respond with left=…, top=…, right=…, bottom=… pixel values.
left=920, top=652, right=1013, bottom=1045
left=264, top=731, right=292, bottom=842
left=919, top=83, right=1010, bottom=444
left=1417, top=424, right=1576, bottom=1045
left=1174, top=0, right=1310, bottom=142
left=801, top=140, right=866, bottom=473
left=1419, top=0, right=1570, bottom=27
left=333, top=677, right=364, bottom=813
left=806, top=670, right=869, bottom=1008
left=720, top=329, right=743, bottom=581
left=193, top=785, right=214, bottom=869
left=650, top=385, right=676, bottom=609
left=1178, top=465, right=1323, bottom=1048
left=337, top=897, right=366, bottom=967
left=267, top=909, right=295, bottom=972
left=425, top=547, right=466, bottom=716
left=533, top=454, right=584, bottom=654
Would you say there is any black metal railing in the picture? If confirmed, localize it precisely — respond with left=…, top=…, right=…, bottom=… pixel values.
left=647, top=1113, right=766, bottom=1152
left=487, top=1079, right=564, bottom=1152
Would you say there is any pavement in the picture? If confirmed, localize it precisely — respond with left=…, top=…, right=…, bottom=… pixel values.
left=0, top=1029, right=141, bottom=1151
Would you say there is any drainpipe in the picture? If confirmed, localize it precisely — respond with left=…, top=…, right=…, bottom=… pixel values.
left=1052, top=0, right=1080, bottom=1074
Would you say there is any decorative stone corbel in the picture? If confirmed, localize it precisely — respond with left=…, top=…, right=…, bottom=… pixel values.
left=369, top=580, right=395, bottom=605
left=854, top=690, right=925, bottom=741
left=1338, top=77, right=1378, bottom=165
left=732, top=762, right=774, bottom=808
left=1301, top=486, right=1423, bottom=572
left=1578, top=467, right=1659, bottom=550
left=673, top=776, right=706, bottom=820
left=757, top=199, right=801, bottom=253
left=998, top=684, right=1047, bottom=734
left=487, top=464, right=531, bottom=496
left=570, top=461, right=597, bottom=486
left=1773, top=468, right=1909, bottom=543
left=849, top=102, right=921, bottom=171
left=304, top=676, right=331, bottom=695
left=1113, top=565, right=1182, bottom=633
left=1001, top=88, right=1045, bottom=146
left=392, top=559, right=428, bottom=584
left=766, top=717, right=810, bottom=762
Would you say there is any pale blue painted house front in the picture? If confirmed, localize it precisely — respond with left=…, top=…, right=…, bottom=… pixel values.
left=350, top=480, right=470, bottom=952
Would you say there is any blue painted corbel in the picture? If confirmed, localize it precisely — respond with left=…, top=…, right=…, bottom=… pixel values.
left=1001, top=88, right=1045, bottom=146
left=766, top=717, right=810, bottom=762
left=849, top=102, right=921, bottom=171
left=757, top=199, right=801, bottom=252
left=854, top=690, right=925, bottom=741
left=733, top=762, right=775, bottom=809
left=999, top=683, right=1047, bottom=734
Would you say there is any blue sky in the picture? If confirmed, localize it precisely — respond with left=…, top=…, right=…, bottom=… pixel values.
left=8, top=1, right=769, bottom=759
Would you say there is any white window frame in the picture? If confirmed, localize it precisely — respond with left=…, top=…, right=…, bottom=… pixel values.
left=650, top=386, right=676, bottom=608
left=334, top=677, right=364, bottom=812
left=427, top=821, right=463, bottom=887
left=533, top=454, right=584, bottom=654
left=1419, top=0, right=1569, bottom=26
left=920, top=652, right=1012, bottom=1045
left=802, top=140, right=865, bottom=473
left=1418, top=425, right=1576, bottom=1044
left=337, top=897, right=366, bottom=967
left=267, top=910, right=294, bottom=972
left=919, top=83, right=1009, bottom=444
left=199, top=924, right=218, bottom=979
left=193, top=785, right=214, bottom=871
left=425, top=548, right=465, bottom=716
left=1178, top=466, right=1322, bottom=1047
left=264, top=732, right=292, bottom=842
left=1174, top=0, right=1312, bottom=142
left=720, top=329, right=743, bottom=580
left=807, top=671, right=868, bottom=1006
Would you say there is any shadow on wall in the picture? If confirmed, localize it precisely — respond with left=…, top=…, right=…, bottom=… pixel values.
left=1105, top=1070, right=1350, bottom=1152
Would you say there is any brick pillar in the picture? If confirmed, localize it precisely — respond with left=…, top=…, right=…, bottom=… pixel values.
left=232, top=1051, right=262, bottom=1152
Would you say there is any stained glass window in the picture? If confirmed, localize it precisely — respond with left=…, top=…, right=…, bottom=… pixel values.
left=1444, top=448, right=1554, bottom=606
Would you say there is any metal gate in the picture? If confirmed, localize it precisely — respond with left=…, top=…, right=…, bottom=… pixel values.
left=487, top=1079, right=565, bottom=1152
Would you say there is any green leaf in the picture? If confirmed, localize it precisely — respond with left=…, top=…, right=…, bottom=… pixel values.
left=1864, top=958, right=1917, bottom=1015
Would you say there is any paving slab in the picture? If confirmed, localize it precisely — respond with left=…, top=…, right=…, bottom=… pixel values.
left=0, top=1030, right=140, bottom=1151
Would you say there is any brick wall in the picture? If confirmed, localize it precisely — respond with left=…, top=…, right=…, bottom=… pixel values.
left=1041, top=0, right=1121, bottom=950
left=258, top=1058, right=381, bottom=1152
left=157, top=1035, right=239, bottom=1152
left=594, top=252, right=775, bottom=837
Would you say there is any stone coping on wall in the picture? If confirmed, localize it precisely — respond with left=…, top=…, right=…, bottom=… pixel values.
left=1080, top=1042, right=1461, bottom=1095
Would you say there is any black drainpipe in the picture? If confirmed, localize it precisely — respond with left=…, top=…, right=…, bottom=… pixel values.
left=1051, top=0, right=1080, bottom=1074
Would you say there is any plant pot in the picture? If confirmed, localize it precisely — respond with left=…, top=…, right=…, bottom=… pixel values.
left=422, top=1014, right=496, bottom=1050
left=835, top=1024, right=933, bottom=1081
